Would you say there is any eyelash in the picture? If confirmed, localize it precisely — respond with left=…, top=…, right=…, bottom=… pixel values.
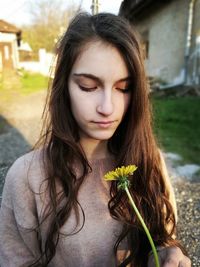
left=117, top=87, right=130, bottom=93
left=79, top=85, right=96, bottom=92
left=79, top=85, right=130, bottom=94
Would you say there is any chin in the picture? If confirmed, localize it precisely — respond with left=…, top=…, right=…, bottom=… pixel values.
left=88, top=130, right=116, bottom=141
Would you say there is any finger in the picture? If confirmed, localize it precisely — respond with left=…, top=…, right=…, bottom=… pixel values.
left=185, top=257, right=192, bottom=267
left=178, top=257, right=192, bottom=267
left=163, top=258, right=179, bottom=267
left=147, top=255, right=161, bottom=267
left=162, top=246, right=186, bottom=267
left=148, top=247, right=167, bottom=267
left=148, top=246, right=166, bottom=259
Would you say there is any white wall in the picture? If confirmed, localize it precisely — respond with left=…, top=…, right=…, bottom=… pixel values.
left=0, top=32, right=16, bottom=42
left=19, top=49, right=56, bottom=77
left=0, top=32, right=19, bottom=69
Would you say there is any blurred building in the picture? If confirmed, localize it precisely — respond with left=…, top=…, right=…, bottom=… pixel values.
left=18, top=41, right=33, bottom=62
left=119, top=0, right=200, bottom=87
left=0, top=20, right=21, bottom=71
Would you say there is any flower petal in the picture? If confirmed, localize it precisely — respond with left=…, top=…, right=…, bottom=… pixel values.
left=104, top=165, right=137, bottom=181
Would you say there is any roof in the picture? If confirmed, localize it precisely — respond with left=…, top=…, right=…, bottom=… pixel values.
left=119, top=0, right=172, bottom=19
left=0, top=19, right=21, bottom=34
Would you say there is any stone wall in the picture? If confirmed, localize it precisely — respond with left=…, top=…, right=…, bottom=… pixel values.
left=131, top=0, right=200, bottom=84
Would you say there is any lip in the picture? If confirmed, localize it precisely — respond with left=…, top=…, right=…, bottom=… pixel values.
left=92, top=121, right=115, bottom=128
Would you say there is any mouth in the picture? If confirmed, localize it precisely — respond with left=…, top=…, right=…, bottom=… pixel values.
left=92, top=120, right=116, bottom=128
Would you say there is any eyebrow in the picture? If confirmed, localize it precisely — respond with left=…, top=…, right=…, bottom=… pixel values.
left=72, top=73, right=131, bottom=85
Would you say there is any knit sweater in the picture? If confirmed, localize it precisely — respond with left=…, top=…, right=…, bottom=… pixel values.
left=0, top=151, right=130, bottom=267
left=0, top=150, right=176, bottom=267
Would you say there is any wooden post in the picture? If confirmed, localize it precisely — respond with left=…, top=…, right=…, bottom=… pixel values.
left=91, top=0, right=99, bottom=15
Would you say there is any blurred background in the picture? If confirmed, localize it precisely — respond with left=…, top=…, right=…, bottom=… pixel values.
left=0, top=0, right=199, bottom=265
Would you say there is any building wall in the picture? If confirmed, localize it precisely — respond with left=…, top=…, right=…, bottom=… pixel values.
left=19, top=49, right=55, bottom=77
left=0, top=32, right=19, bottom=70
left=186, top=0, right=200, bottom=85
left=132, top=0, right=193, bottom=83
left=0, top=42, right=13, bottom=69
left=193, top=0, right=200, bottom=43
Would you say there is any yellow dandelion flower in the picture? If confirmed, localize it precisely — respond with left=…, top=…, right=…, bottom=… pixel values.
left=104, top=165, right=137, bottom=181
left=103, top=164, right=160, bottom=267
left=104, top=170, right=119, bottom=181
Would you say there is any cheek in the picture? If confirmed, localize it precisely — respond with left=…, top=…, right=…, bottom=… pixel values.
left=70, top=98, right=83, bottom=118
left=117, top=94, right=131, bottom=117
left=70, top=93, right=92, bottom=120
left=69, top=93, right=81, bottom=119
left=68, top=84, right=85, bottom=117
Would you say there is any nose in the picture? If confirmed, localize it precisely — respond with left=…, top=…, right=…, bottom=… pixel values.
left=96, top=90, right=114, bottom=116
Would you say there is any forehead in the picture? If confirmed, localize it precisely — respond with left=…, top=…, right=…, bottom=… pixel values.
left=70, top=40, right=129, bottom=81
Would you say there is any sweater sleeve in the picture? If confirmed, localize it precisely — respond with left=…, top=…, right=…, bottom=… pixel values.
left=0, top=155, right=42, bottom=267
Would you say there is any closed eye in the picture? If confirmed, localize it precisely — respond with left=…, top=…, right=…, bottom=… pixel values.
left=79, top=85, right=97, bottom=92
left=116, top=87, right=131, bottom=93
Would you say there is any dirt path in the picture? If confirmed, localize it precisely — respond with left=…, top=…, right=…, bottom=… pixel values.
left=0, top=90, right=47, bottom=145
left=0, top=89, right=47, bottom=196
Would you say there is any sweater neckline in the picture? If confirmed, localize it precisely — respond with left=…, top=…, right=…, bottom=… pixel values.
left=88, top=155, right=115, bottom=164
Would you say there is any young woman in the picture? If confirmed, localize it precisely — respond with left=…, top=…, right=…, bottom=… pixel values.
left=0, top=12, right=191, bottom=267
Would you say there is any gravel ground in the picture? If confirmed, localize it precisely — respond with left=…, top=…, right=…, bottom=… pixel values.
left=0, top=90, right=199, bottom=266
left=175, top=181, right=200, bottom=266
left=0, top=126, right=30, bottom=196
left=0, top=90, right=46, bottom=200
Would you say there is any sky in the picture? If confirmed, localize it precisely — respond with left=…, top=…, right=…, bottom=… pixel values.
left=0, top=0, right=123, bottom=26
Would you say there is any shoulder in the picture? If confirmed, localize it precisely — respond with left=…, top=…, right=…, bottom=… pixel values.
left=6, top=149, right=45, bottom=183
left=2, top=149, right=46, bottom=207
left=1, top=150, right=46, bottom=228
left=8, top=149, right=43, bottom=174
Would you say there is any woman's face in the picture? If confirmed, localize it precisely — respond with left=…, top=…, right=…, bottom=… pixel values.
left=68, top=40, right=131, bottom=143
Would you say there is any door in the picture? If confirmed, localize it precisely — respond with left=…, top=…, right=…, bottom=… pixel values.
left=0, top=42, right=14, bottom=69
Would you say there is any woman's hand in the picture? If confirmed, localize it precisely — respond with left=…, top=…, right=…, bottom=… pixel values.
left=148, top=246, right=191, bottom=267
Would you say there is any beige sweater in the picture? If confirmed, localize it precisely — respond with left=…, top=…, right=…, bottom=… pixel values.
left=0, top=150, right=176, bottom=267
left=0, top=151, right=130, bottom=267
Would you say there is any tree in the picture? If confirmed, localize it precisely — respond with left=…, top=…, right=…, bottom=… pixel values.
left=22, top=0, right=82, bottom=53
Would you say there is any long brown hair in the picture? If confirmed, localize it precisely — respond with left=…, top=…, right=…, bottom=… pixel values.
left=32, top=12, right=185, bottom=266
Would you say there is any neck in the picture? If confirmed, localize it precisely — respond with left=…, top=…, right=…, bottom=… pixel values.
left=79, top=138, right=109, bottom=160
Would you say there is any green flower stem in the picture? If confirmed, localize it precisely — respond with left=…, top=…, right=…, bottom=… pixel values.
left=125, top=186, right=160, bottom=267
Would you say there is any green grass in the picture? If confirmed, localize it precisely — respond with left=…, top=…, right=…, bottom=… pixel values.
left=20, top=71, right=48, bottom=94
left=152, top=96, right=200, bottom=165
left=0, top=70, right=48, bottom=109
left=0, top=70, right=48, bottom=96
